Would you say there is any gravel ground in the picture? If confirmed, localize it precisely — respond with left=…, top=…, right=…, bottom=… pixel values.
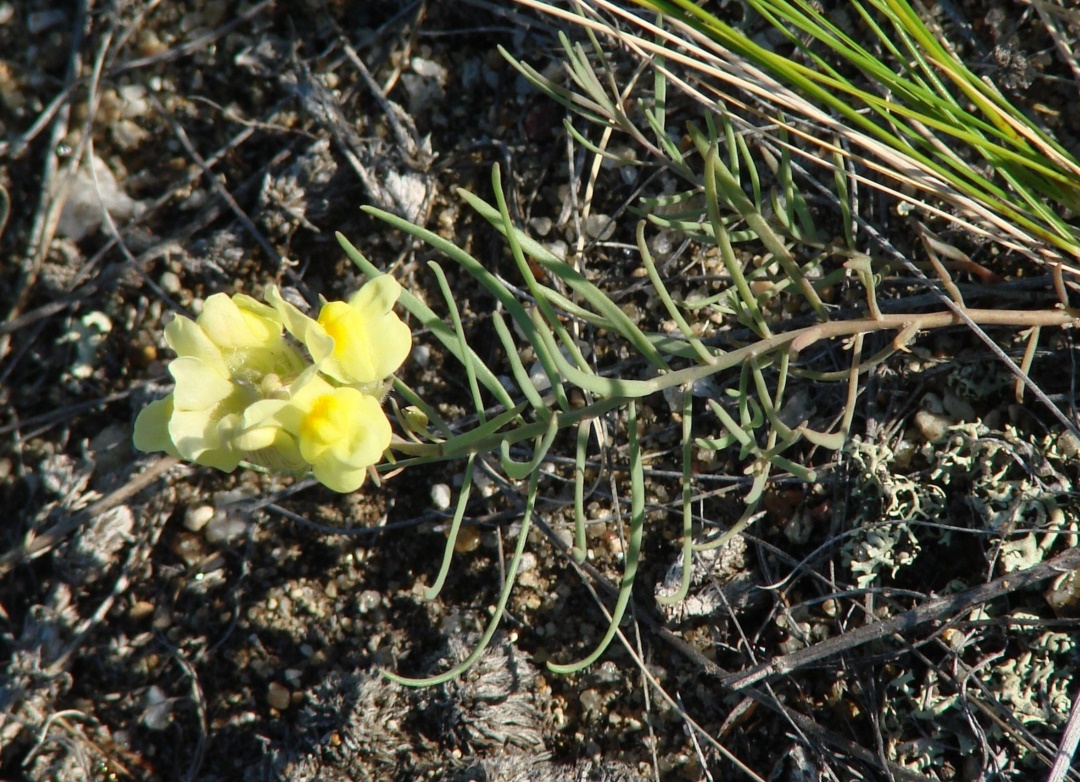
left=3, top=1, right=1080, bottom=781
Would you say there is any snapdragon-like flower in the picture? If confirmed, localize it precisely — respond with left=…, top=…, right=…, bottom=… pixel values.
left=238, top=373, right=391, bottom=493
left=134, top=278, right=410, bottom=493
left=264, top=276, right=411, bottom=390
left=134, top=293, right=307, bottom=471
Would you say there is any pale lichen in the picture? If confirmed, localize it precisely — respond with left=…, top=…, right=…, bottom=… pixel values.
left=848, top=415, right=1077, bottom=777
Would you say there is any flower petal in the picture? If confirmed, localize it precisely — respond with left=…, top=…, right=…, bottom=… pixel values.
left=370, top=311, right=412, bottom=381
left=348, top=274, right=402, bottom=314
left=311, top=460, right=368, bottom=493
left=164, top=316, right=227, bottom=374
left=168, top=409, right=242, bottom=471
left=169, top=357, right=235, bottom=410
left=264, top=285, right=335, bottom=364
left=318, top=301, right=377, bottom=383
left=235, top=399, right=291, bottom=452
left=133, top=396, right=181, bottom=457
left=244, top=428, right=306, bottom=473
left=297, top=387, right=391, bottom=486
left=317, top=276, right=411, bottom=384
left=329, top=391, right=392, bottom=467
left=198, top=292, right=282, bottom=349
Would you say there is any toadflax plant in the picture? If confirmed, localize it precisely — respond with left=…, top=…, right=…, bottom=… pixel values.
left=131, top=0, right=1080, bottom=704
left=133, top=276, right=411, bottom=493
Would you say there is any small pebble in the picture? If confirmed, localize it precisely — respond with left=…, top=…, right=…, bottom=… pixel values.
left=170, top=532, right=205, bottom=567
left=1056, top=430, right=1080, bottom=458
left=357, top=590, right=381, bottom=614
left=529, top=216, right=552, bottom=236
left=580, top=688, right=603, bottom=714
left=267, top=682, right=291, bottom=710
left=518, top=552, right=538, bottom=573
left=552, top=528, right=574, bottom=551
left=411, top=56, right=447, bottom=82
left=205, top=513, right=247, bottom=544
left=136, top=30, right=168, bottom=58
left=431, top=483, right=452, bottom=510
left=783, top=510, right=813, bottom=545
left=528, top=361, right=552, bottom=392
left=914, top=409, right=951, bottom=443
left=942, top=389, right=975, bottom=421
left=920, top=392, right=945, bottom=415
left=472, top=469, right=496, bottom=498
left=130, top=600, right=155, bottom=620
left=159, top=270, right=182, bottom=294
left=141, top=686, right=171, bottom=730
left=546, top=240, right=568, bottom=261
left=117, top=84, right=149, bottom=118
left=453, top=525, right=481, bottom=553
left=152, top=605, right=172, bottom=630
left=583, top=213, right=615, bottom=241
left=892, top=438, right=917, bottom=469
left=184, top=504, right=214, bottom=532
left=779, top=635, right=807, bottom=655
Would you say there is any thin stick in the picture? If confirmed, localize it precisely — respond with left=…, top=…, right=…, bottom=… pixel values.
left=722, top=544, right=1080, bottom=690
left=1047, top=683, right=1080, bottom=782
left=0, top=457, right=179, bottom=577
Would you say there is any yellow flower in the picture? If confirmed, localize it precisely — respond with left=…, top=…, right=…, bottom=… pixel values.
left=239, top=373, right=391, bottom=492
left=191, top=292, right=308, bottom=384
left=133, top=292, right=307, bottom=471
left=134, top=282, right=404, bottom=491
left=264, top=276, right=411, bottom=389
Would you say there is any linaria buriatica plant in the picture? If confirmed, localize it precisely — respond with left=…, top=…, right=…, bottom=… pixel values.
left=135, top=2, right=1080, bottom=722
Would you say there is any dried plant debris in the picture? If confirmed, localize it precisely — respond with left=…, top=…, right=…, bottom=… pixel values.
left=0, top=584, right=80, bottom=768
left=288, top=59, right=434, bottom=224
left=767, top=744, right=826, bottom=782
left=1044, top=566, right=1080, bottom=617
left=257, top=138, right=340, bottom=240
left=54, top=153, right=146, bottom=242
left=414, top=634, right=549, bottom=755
left=267, top=669, right=412, bottom=782
left=55, top=504, right=134, bottom=586
left=839, top=411, right=1079, bottom=777
left=436, top=756, right=646, bottom=782
left=655, top=533, right=763, bottom=622
left=265, top=637, right=555, bottom=782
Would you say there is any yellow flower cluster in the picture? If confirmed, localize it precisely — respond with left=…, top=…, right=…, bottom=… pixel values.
left=133, top=277, right=411, bottom=492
